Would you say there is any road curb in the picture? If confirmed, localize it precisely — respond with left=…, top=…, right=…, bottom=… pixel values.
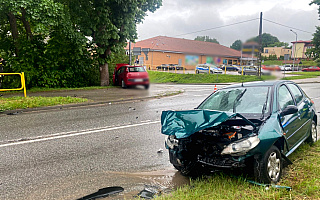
left=0, top=95, right=167, bottom=115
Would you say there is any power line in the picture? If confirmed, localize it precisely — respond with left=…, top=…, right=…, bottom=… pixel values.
left=263, top=18, right=313, bottom=34
left=175, top=18, right=259, bottom=37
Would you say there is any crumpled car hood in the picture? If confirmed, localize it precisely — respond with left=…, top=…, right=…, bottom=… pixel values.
left=161, top=109, right=256, bottom=139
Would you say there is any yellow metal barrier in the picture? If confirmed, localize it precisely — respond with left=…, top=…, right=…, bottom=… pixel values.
left=0, top=72, right=27, bottom=97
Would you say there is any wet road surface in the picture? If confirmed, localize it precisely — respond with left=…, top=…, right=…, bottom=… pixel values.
left=0, top=83, right=319, bottom=199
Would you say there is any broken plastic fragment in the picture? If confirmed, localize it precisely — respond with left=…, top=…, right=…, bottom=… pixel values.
left=136, top=185, right=161, bottom=199
left=157, top=148, right=163, bottom=153
left=77, top=186, right=124, bottom=200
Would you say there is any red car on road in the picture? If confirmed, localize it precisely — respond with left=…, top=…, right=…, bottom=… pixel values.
left=261, top=65, right=281, bottom=71
left=112, top=64, right=150, bottom=89
left=302, top=66, right=320, bottom=72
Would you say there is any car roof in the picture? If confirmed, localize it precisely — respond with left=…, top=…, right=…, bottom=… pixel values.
left=222, top=80, right=296, bottom=89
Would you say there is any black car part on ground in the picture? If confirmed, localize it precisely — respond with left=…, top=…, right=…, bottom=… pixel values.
left=77, top=186, right=124, bottom=200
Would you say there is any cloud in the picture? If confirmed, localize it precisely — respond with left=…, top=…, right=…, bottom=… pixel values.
left=137, top=0, right=320, bottom=46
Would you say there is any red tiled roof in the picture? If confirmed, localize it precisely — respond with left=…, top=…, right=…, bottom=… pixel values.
left=128, top=36, right=242, bottom=58
left=291, top=40, right=312, bottom=44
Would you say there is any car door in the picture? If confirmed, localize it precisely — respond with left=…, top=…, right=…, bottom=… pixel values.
left=286, top=83, right=312, bottom=141
left=117, top=66, right=125, bottom=85
left=278, top=84, right=300, bottom=149
left=201, top=65, right=208, bottom=73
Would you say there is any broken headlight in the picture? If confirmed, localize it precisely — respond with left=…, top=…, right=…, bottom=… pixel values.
left=221, top=135, right=260, bottom=156
left=165, top=135, right=179, bottom=149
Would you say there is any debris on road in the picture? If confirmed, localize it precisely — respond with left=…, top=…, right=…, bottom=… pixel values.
left=157, top=148, right=163, bottom=154
left=136, top=185, right=161, bottom=199
left=77, top=186, right=124, bottom=200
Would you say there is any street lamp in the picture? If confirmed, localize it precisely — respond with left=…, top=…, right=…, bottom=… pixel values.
left=290, top=29, right=297, bottom=71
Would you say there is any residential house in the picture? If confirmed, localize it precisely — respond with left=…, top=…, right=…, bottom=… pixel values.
left=262, top=47, right=292, bottom=59
left=291, top=40, right=313, bottom=59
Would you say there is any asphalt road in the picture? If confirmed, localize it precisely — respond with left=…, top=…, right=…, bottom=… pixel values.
left=0, top=83, right=319, bottom=200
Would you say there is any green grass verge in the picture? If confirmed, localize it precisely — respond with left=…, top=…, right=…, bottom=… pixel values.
left=157, top=142, right=320, bottom=199
left=263, top=60, right=317, bottom=66
left=281, top=71, right=320, bottom=80
left=0, top=96, right=88, bottom=112
left=148, top=71, right=276, bottom=84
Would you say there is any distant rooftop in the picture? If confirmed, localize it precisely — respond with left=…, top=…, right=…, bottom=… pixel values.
left=128, top=36, right=242, bottom=58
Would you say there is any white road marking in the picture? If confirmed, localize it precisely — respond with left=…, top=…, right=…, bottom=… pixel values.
left=188, top=89, right=214, bottom=92
left=193, top=95, right=206, bottom=97
left=0, top=120, right=161, bottom=148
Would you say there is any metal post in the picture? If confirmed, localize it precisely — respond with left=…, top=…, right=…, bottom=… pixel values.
left=290, top=30, right=297, bottom=71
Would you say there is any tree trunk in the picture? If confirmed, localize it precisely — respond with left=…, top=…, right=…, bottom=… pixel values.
left=100, top=62, right=109, bottom=86
left=21, top=8, right=33, bottom=41
left=7, top=12, right=19, bottom=56
left=99, top=48, right=111, bottom=86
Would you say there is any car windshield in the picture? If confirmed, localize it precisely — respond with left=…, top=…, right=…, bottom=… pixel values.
left=128, top=67, right=146, bottom=72
left=198, top=86, right=271, bottom=114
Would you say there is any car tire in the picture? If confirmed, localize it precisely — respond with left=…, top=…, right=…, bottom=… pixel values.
left=210, top=70, right=213, bottom=74
left=254, top=145, right=282, bottom=183
left=196, top=70, right=199, bottom=74
left=169, top=150, right=197, bottom=176
left=144, top=84, right=149, bottom=90
left=121, top=80, right=127, bottom=89
left=306, top=120, right=317, bottom=144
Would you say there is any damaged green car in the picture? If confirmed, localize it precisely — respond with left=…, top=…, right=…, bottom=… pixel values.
left=161, top=81, right=318, bottom=183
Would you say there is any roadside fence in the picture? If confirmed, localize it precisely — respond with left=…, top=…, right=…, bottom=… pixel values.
left=0, top=72, right=27, bottom=97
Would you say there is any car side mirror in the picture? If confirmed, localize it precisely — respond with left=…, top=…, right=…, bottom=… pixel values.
left=280, top=105, right=298, bottom=116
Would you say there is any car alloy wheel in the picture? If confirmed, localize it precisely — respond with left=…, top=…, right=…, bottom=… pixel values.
left=254, top=145, right=282, bottom=183
left=311, top=121, right=318, bottom=142
left=267, top=152, right=281, bottom=182
left=307, top=120, right=317, bottom=143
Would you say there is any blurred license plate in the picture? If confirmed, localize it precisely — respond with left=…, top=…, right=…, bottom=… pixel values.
left=135, top=79, right=143, bottom=82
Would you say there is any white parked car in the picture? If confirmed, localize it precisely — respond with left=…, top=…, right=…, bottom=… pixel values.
left=196, top=64, right=223, bottom=74
left=280, top=65, right=292, bottom=71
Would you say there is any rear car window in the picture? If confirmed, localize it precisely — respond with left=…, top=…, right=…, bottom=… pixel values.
left=128, top=67, right=145, bottom=72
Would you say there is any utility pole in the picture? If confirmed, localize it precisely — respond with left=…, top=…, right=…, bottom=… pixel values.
left=258, top=12, right=263, bottom=77
left=129, top=41, right=132, bottom=65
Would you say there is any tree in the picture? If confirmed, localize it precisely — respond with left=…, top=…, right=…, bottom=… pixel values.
left=310, top=0, right=320, bottom=18
left=311, top=26, right=320, bottom=64
left=60, top=0, right=162, bottom=86
left=194, top=36, right=219, bottom=44
left=247, top=33, right=280, bottom=49
left=310, top=1, right=320, bottom=64
left=0, top=0, right=98, bottom=88
left=230, top=40, right=242, bottom=50
left=267, top=42, right=289, bottom=48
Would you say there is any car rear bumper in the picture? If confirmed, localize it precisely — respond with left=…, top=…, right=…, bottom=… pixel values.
left=126, top=79, right=149, bottom=86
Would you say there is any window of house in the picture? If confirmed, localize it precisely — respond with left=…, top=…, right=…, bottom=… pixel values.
left=265, top=49, right=269, bottom=53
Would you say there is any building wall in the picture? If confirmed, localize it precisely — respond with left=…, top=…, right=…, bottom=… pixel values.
left=292, top=43, right=306, bottom=59
left=136, top=51, right=240, bottom=70
left=262, top=47, right=292, bottom=58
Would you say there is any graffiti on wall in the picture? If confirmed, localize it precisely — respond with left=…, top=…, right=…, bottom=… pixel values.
left=185, top=55, right=199, bottom=66
left=206, top=56, right=223, bottom=65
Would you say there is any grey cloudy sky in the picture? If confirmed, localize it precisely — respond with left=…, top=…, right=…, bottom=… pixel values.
left=137, top=0, right=320, bottom=47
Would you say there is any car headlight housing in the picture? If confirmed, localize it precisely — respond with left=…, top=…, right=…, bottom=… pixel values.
left=221, top=135, right=260, bottom=156
left=165, top=135, right=179, bottom=149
